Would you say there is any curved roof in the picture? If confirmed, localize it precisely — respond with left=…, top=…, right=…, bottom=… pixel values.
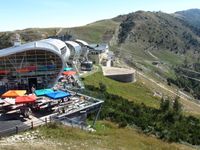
left=41, top=38, right=67, bottom=51
left=75, top=39, right=88, bottom=46
left=65, top=41, right=81, bottom=49
left=0, top=39, right=66, bottom=58
left=65, top=41, right=82, bottom=58
left=88, top=43, right=108, bottom=52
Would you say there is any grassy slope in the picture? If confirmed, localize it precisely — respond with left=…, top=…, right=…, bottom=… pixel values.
left=83, top=71, right=160, bottom=108
left=114, top=42, right=184, bottom=81
left=148, top=50, right=184, bottom=79
left=0, top=19, right=119, bottom=48
left=83, top=68, right=200, bottom=115
left=0, top=121, right=194, bottom=150
left=57, top=19, right=119, bottom=43
left=151, top=50, right=185, bottom=66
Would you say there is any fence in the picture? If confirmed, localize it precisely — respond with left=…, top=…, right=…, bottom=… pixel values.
left=0, top=91, right=103, bottom=137
left=0, top=114, right=90, bottom=138
left=0, top=116, right=51, bottom=138
left=54, top=116, right=88, bottom=130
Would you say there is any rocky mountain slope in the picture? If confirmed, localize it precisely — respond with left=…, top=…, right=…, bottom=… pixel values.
left=115, top=11, right=200, bottom=53
left=110, top=11, right=200, bottom=80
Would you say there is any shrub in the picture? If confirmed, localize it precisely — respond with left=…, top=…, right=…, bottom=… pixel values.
left=84, top=85, right=200, bottom=145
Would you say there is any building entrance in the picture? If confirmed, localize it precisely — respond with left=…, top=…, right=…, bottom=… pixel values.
left=28, top=78, right=37, bottom=92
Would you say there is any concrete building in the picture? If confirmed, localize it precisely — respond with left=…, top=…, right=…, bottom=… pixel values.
left=0, top=39, right=70, bottom=94
left=102, top=67, right=136, bottom=82
left=75, top=39, right=89, bottom=60
left=87, top=44, right=109, bottom=64
left=65, top=41, right=82, bottom=62
left=75, top=39, right=88, bottom=47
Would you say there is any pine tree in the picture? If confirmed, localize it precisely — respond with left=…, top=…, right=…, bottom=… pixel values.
left=173, top=96, right=182, bottom=113
left=160, top=97, right=170, bottom=112
left=99, top=82, right=107, bottom=92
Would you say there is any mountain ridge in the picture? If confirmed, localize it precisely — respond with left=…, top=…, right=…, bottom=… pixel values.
left=175, top=8, right=200, bottom=28
left=1, top=9, right=200, bottom=71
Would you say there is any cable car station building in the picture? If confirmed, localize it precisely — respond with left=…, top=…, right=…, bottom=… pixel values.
left=0, top=37, right=112, bottom=95
left=0, top=39, right=70, bottom=94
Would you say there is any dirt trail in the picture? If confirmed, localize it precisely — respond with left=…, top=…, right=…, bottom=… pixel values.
left=56, top=28, right=63, bottom=36
left=137, top=70, right=200, bottom=115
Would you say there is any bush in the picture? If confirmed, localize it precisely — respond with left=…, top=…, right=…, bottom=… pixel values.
left=118, top=14, right=135, bottom=43
left=84, top=85, right=200, bottom=145
left=99, top=82, right=107, bottom=92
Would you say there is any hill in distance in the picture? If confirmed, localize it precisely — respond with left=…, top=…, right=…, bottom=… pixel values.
left=0, top=19, right=119, bottom=49
left=175, top=8, right=200, bottom=28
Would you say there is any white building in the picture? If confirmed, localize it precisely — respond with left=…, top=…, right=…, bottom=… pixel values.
left=0, top=39, right=70, bottom=94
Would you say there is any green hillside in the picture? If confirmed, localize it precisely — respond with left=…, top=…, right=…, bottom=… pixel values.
left=0, top=121, right=194, bottom=150
left=83, top=71, right=160, bottom=108
left=68, top=20, right=119, bottom=43
left=0, top=19, right=119, bottom=49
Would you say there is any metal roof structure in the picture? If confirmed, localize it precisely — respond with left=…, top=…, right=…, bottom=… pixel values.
left=65, top=41, right=82, bottom=60
left=0, top=39, right=68, bottom=60
left=40, top=39, right=67, bottom=51
left=88, top=43, right=108, bottom=53
left=65, top=41, right=81, bottom=49
left=75, top=39, right=89, bottom=46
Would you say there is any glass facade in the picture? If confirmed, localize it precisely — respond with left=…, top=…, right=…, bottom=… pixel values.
left=0, top=49, right=63, bottom=94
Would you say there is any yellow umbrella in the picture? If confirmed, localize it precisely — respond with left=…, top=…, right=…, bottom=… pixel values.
left=1, top=90, right=26, bottom=98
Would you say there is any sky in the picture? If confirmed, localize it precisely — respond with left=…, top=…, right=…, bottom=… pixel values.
left=0, top=0, right=200, bottom=31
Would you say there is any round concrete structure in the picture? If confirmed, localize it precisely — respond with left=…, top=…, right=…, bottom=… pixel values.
left=102, top=67, right=136, bottom=82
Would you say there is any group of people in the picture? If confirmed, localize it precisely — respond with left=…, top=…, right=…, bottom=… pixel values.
left=62, top=75, right=79, bottom=89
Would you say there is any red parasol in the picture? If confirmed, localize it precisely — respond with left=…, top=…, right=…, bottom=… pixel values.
left=16, top=68, right=30, bottom=73
left=26, top=66, right=37, bottom=71
left=62, top=71, right=76, bottom=76
left=15, top=95, right=37, bottom=104
left=0, top=70, right=10, bottom=75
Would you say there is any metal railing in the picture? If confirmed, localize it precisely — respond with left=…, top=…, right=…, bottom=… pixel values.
left=0, top=111, right=93, bottom=138
left=53, top=116, right=88, bottom=130
left=0, top=116, right=51, bottom=138
left=0, top=91, right=103, bottom=137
